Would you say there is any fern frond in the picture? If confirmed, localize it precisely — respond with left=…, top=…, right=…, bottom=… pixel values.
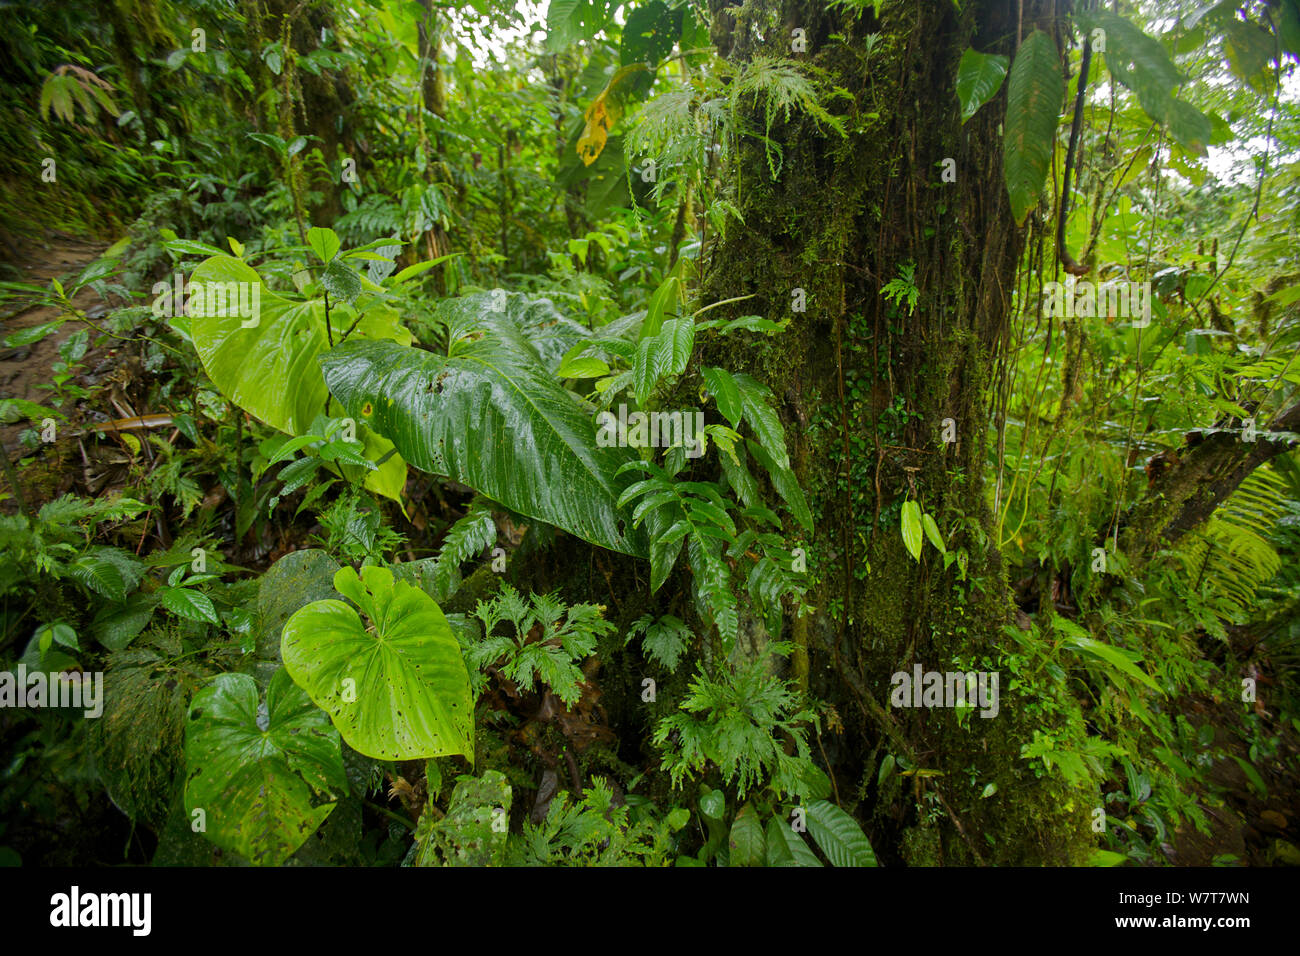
left=1179, top=467, right=1291, bottom=622
left=430, top=498, right=497, bottom=601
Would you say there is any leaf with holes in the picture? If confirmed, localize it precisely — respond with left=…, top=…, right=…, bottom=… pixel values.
left=1002, top=30, right=1062, bottom=224
left=184, top=669, right=347, bottom=865
left=280, top=565, right=473, bottom=760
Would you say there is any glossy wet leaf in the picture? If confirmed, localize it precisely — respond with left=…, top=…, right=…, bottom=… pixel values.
left=320, top=319, right=647, bottom=558
left=280, top=565, right=474, bottom=760
left=955, top=48, right=1008, bottom=123
left=188, top=254, right=409, bottom=501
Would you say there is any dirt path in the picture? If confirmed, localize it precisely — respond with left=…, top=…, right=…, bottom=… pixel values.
left=0, top=236, right=110, bottom=463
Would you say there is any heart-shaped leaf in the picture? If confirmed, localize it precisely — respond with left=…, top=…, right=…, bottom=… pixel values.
left=320, top=321, right=648, bottom=558
left=955, top=48, right=1009, bottom=123
left=184, top=669, right=347, bottom=866
left=280, top=565, right=474, bottom=760
left=188, top=254, right=409, bottom=502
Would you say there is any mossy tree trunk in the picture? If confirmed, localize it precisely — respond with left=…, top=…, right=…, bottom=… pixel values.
left=697, top=0, right=1094, bottom=864
left=263, top=0, right=356, bottom=225
left=416, top=0, right=452, bottom=286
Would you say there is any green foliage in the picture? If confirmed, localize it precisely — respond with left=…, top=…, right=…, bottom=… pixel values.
left=0, top=494, right=147, bottom=599
left=955, top=48, right=1009, bottom=124
left=1078, top=10, right=1213, bottom=154
left=184, top=669, right=348, bottom=866
left=5, top=0, right=1297, bottom=873
left=625, top=613, right=692, bottom=671
left=281, top=565, right=474, bottom=760
left=187, top=247, right=409, bottom=503
left=424, top=497, right=499, bottom=602
left=730, top=56, right=848, bottom=179
left=1002, top=30, right=1062, bottom=224
left=507, top=777, right=684, bottom=866
left=467, top=584, right=614, bottom=708
left=321, top=294, right=648, bottom=558
left=653, top=651, right=819, bottom=800
left=408, top=770, right=513, bottom=867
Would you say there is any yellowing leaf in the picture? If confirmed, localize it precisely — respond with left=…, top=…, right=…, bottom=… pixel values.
left=578, top=95, right=610, bottom=166
left=576, top=64, right=647, bottom=166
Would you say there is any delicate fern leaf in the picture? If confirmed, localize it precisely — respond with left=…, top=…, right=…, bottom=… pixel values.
left=430, top=499, right=498, bottom=601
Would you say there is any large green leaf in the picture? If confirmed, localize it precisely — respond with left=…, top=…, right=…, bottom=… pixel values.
left=189, top=255, right=406, bottom=433
left=955, top=48, right=1009, bottom=123
left=183, top=669, right=347, bottom=866
left=409, top=770, right=513, bottom=866
left=805, top=800, right=877, bottom=867
left=1082, top=11, right=1212, bottom=153
left=253, top=549, right=341, bottom=688
left=320, top=325, right=648, bottom=558
left=1002, top=30, right=1062, bottom=224
left=431, top=292, right=591, bottom=374
left=188, top=254, right=409, bottom=502
left=620, top=0, right=684, bottom=96
left=280, top=565, right=474, bottom=760
left=546, top=0, right=611, bottom=49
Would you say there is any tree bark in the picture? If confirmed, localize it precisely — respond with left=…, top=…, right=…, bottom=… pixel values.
left=697, top=0, right=1093, bottom=864
left=1120, top=400, right=1300, bottom=560
left=263, top=0, right=355, bottom=225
